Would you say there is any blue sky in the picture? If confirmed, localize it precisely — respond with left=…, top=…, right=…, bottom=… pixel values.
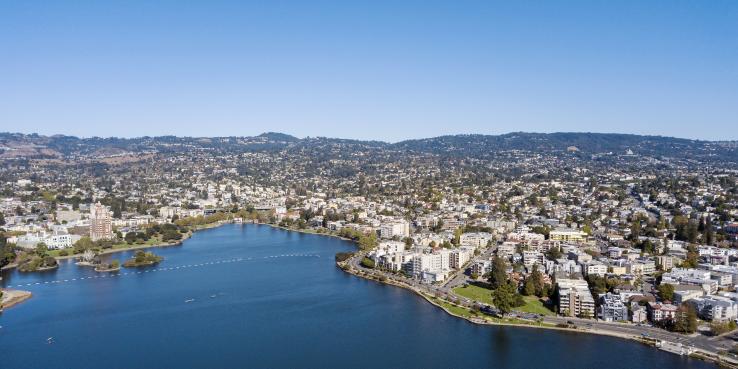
left=1, top=1, right=736, bottom=141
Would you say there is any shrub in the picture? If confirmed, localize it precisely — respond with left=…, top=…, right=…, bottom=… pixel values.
left=360, top=257, right=376, bottom=269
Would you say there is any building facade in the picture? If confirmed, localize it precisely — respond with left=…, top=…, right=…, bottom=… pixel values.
left=90, top=202, right=113, bottom=241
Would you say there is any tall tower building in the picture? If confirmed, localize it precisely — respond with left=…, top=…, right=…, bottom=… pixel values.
left=90, top=202, right=113, bottom=241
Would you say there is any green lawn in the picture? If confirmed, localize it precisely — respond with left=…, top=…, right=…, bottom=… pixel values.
left=453, top=284, right=493, bottom=305
left=453, top=285, right=555, bottom=316
left=517, top=296, right=555, bottom=316
left=431, top=297, right=475, bottom=318
left=430, top=295, right=556, bottom=327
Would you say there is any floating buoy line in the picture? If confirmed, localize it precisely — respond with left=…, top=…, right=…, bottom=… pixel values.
left=3, top=253, right=320, bottom=289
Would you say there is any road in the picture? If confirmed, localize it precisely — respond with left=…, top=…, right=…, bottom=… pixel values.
left=441, top=241, right=498, bottom=292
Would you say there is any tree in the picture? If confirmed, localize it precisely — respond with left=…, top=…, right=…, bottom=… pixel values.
left=360, top=257, right=375, bottom=269
left=161, top=229, right=182, bottom=242
left=36, top=242, right=48, bottom=256
left=74, top=236, right=95, bottom=254
left=112, top=203, right=122, bottom=219
left=523, top=277, right=536, bottom=296
left=529, top=265, right=545, bottom=297
left=687, top=222, right=699, bottom=244
left=82, top=249, right=96, bottom=263
left=403, top=237, right=413, bottom=249
left=587, top=275, right=606, bottom=294
left=545, top=247, right=562, bottom=260
left=134, top=250, right=146, bottom=263
left=488, top=255, right=507, bottom=289
left=657, top=283, right=675, bottom=302
left=452, top=227, right=462, bottom=246
left=685, top=304, right=698, bottom=333
left=358, top=232, right=378, bottom=251
left=629, top=218, right=641, bottom=241
left=125, top=232, right=137, bottom=244
left=682, top=244, right=699, bottom=268
left=492, top=281, right=518, bottom=316
left=704, top=217, right=714, bottom=245
left=710, top=321, right=737, bottom=336
left=640, top=240, right=655, bottom=255
left=580, top=309, right=593, bottom=319
left=672, top=304, right=698, bottom=333
left=43, top=255, right=57, bottom=267
left=0, top=235, right=16, bottom=269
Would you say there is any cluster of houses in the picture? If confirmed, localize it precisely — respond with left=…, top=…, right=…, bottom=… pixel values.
left=477, top=223, right=738, bottom=324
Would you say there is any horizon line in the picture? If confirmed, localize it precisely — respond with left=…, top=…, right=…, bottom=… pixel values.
left=2, top=130, right=736, bottom=144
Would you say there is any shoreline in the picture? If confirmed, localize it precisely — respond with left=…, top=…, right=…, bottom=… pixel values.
left=337, top=258, right=738, bottom=368
left=53, top=238, right=188, bottom=261
left=3, top=221, right=734, bottom=366
left=51, top=226, right=220, bottom=261
left=256, top=222, right=354, bottom=242
left=13, top=221, right=346, bottom=266
left=1, top=289, right=32, bottom=310
left=51, top=221, right=232, bottom=261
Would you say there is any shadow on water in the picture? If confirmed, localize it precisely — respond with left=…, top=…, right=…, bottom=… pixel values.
left=492, top=327, right=511, bottom=368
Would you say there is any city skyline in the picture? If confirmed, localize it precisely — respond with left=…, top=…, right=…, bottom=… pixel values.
left=2, top=1, right=737, bottom=141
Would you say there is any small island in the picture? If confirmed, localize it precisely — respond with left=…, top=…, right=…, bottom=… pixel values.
left=94, top=260, right=120, bottom=272
left=18, top=254, right=58, bottom=272
left=16, top=243, right=59, bottom=272
left=123, top=251, right=163, bottom=268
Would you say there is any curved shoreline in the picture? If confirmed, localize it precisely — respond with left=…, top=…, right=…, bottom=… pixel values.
left=0, top=289, right=32, bottom=310
left=246, top=222, right=729, bottom=365
left=340, top=263, right=735, bottom=367
left=2, top=222, right=734, bottom=366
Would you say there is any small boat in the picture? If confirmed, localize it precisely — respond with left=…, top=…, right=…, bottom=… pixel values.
left=184, top=299, right=195, bottom=303
left=210, top=295, right=216, bottom=299
left=47, top=337, right=54, bottom=344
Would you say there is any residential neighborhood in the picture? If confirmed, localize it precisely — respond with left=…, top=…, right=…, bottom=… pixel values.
left=1, top=132, right=738, bottom=362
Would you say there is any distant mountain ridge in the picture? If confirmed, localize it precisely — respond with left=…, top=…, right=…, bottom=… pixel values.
left=0, top=131, right=736, bottom=163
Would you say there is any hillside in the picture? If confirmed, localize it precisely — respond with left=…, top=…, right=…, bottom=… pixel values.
left=0, top=131, right=736, bottom=164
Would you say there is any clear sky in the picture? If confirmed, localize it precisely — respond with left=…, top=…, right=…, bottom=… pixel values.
left=1, top=1, right=736, bottom=141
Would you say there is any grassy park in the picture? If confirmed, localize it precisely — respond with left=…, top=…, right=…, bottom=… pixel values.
left=453, top=284, right=555, bottom=316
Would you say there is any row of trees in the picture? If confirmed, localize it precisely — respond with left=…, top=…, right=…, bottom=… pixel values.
left=124, top=223, right=187, bottom=245
left=629, top=213, right=725, bottom=247
left=336, top=228, right=378, bottom=250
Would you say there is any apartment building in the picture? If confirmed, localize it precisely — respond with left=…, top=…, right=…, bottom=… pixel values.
left=557, top=278, right=595, bottom=317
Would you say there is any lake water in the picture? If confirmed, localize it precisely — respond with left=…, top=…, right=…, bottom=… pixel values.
left=0, top=224, right=714, bottom=368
